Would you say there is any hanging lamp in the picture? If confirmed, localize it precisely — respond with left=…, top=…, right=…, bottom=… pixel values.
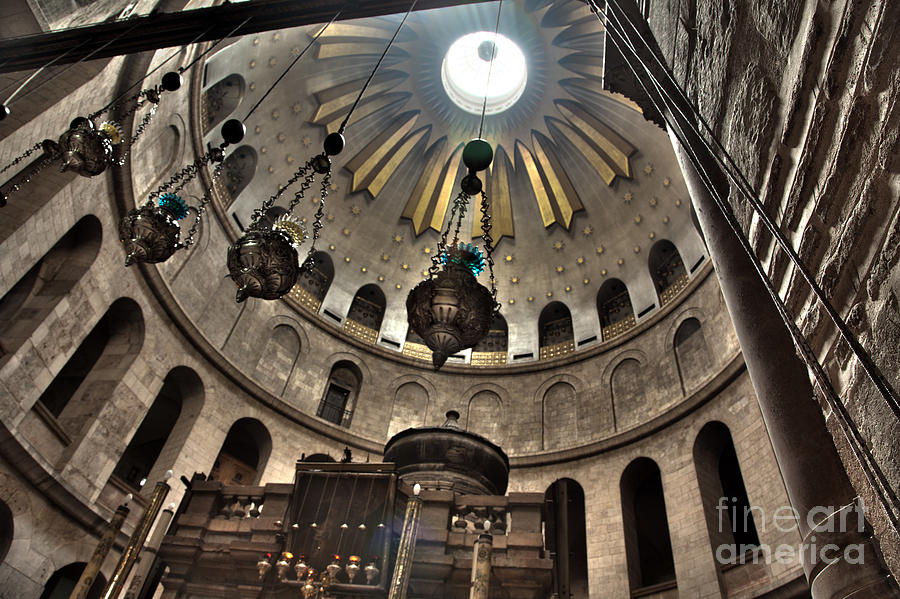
left=227, top=2, right=415, bottom=303
left=406, top=1, right=504, bottom=370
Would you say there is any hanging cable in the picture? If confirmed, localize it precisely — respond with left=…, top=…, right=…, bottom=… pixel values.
left=477, top=0, right=504, bottom=139
left=336, top=0, right=418, bottom=135
left=0, top=38, right=95, bottom=115
left=596, top=0, right=900, bottom=421
left=586, top=0, right=900, bottom=533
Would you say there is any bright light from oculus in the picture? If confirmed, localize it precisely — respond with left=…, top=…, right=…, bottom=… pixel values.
left=441, top=31, right=527, bottom=115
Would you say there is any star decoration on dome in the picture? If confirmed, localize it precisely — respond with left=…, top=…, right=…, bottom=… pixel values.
left=350, top=205, right=361, bottom=216
left=556, top=265, right=565, bottom=273
left=596, top=246, right=604, bottom=254
left=582, top=225, right=594, bottom=237
left=623, top=191, right=633, bottom=203
left=301, top=135, right=311, bottom=147
left=644, top=163, right=654, bottom=175
left=553, top=240, right=565, bottom=251
left=663, top=176, right=671, bottom=187
left=401, top=263, right=409, bottom=270
left=504, top=254, right=514, bottom=263
left=392, top=233, right=404, bottom=244
left=510, top=276, right=520, bottom=284
left=381, top=253, right=390, bottom=262
left=576, top=256, right=585, bottom=265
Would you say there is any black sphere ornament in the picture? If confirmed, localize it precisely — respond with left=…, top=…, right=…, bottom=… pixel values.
left=221, top=119, right=245, bottom=145
left=161, top=71, right=182, bottom=92
left=462, top=138, right=493, bottom=172
left=0, top=104, right=9, bottom=121
left=323, top=132, right=345, bottom=156
left=69, top=116, right=93, bottom=131
left=461, top=173, right=482, bottom=195
left=312, top=154, right=331, bottom=175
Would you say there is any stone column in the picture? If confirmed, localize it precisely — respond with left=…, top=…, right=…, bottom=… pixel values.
left=69, top=503, right=130, bottom=599
left=668, top=127, right=899, bottom=598
left=121, top=503, right=175, bottom=599
left=388, top=484, right=423, bottom=599
left=469, top=525, right=493, bottom=599
left=102, top=479, right=171, bottom=599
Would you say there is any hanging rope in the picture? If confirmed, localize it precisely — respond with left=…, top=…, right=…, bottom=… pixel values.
left=585, top=0, right=900, bottom=533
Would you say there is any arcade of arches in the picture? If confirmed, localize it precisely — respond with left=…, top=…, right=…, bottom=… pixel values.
left=0, top=0, right=898, bottom=598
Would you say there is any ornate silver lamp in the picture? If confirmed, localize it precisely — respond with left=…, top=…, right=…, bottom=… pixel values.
left=406, top=139, right=500, bottom=369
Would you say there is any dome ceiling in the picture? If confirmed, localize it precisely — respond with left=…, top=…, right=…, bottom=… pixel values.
left=198, top=0, right=707, bottom=362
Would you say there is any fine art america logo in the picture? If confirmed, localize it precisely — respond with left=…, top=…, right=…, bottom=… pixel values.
left=715, top=497, right=867, bottom=566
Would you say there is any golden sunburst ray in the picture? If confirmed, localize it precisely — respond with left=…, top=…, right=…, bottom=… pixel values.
left=344, top=111, right=430, bottom=197
left=473, top=145, right=515, bottom=242
left=554, top=99, right=634, bottom=177
left=311, top=70, right=408, bottom=127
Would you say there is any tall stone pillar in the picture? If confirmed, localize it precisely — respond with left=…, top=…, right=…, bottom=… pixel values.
left=69, top=503, right=130, bottom=599
left=668, top=129, right=899, bottom=598
left=469, top=525, right=493, bottom=599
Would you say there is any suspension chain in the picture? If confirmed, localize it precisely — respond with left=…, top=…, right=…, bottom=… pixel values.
left=1, top=141, right=43, bottom=176
left=304, top=170, right=332, bottom=263
left=252, top=159, right=313, bottom=224
left=1, top=153, right=57, bottom=206
left=180, top=164, right=223, bottom=250
left=480, top=190, right=499, bottom=312
left=147, top=152, right=215, bottom=206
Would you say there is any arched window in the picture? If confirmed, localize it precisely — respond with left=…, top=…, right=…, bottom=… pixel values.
left=209, top=418, right=272, bottom=486
left=693, top=422, right=759, bottom=570
left=221, top=145, right=258, bottom=206
left=620, top=458, right=677, bottom=595
left=648, top=240, right=688, bottom=306
left=596, top=278, right=635, bottom=341
left=0, top=215, right=101, bottom=363
left=539, top=301, right=574, bottom=360
left=39, top=563, right=106, bottom=599
left=544, top=479, right=589, bottom=599
left=254, top=324, right=301, bottom=395
left=674, top=318, right=711, bottom=394
left=38, top=298, right=144, bottom=438
left=472, top=313, right=508, bottom=365
left=295, top=251, right=334, bottom=311
left=112, top=367, right=204, bottom=491
left=344, top=284, right=386, bottom=343
left=203, top=73, right=245, bottom=130
left=0, top=499, right=12, bottom=564
left=317, top=361, right=362, bottom=427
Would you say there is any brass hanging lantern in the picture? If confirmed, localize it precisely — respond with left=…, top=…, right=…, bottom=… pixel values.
left=406, top=139, right=500, bottom=369
left=226, top=133, right=342, bottom=303
left=119, top=118, right=243, bottom=266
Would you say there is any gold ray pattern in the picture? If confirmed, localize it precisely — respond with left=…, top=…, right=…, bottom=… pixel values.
left=473, top=146, right=515, bottom=242
left=305, top=0, right=644, bottom=242
left=343, top=111, right=425, bottom=196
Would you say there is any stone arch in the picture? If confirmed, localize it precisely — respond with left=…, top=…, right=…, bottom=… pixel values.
left=648, top=239, right=688, bottom=306
left=472, top=312, right=508, bottom=362
left=39, top=298, right=144, bottom=447
left=317, top=359, right=364, bottom=427
left=254, top=323, right=302, bottom=395
left=693, top=421, right=760, bottom=569
left=674, top=317, right=711, bottom=395
left=39, top=562, right=107, bottom=599
left=298, top=251, right=335, bottom=308
left=209, top=417, right=272, bottom=486
left=0, top=498, right=11, bottom=564
left=538, top=301, right=574, bottom=360
left=133, top=114, right=185, bottom=199
left=0, top=215, right=102, bottom=364
left=387, top=381, right=429, bottom=439
left=221, top=145, right=258, bottom=206
left=542, top=381, right=577, bottom=451
left=203, top=73, right=245, bottom=130
left=345, top=284, right=387, bottom=341
left=466, top=389, right=504, bottom=447
left=596, top=278, right=635, bottom=341
left=608, top=354, right=646, bottom=432
left=544, top=478, right=589, bottom=599
left=620, top=457, right=677, bottom=594
left=112, top=366, right=205, bottom=491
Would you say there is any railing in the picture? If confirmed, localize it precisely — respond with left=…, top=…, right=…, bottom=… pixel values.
left=343, top=318, right=378, bottom=344
left=471, top=351, right=507, bottom=366
left=217, top=492, right=265, bottom=519
left=289, top=285, right=322, bottom=313
left=602, top=313, right=636, bottom=341
left=659, top=274, right=689, bottom=306
left=402, top=341, right=432, bottom=362
left=539, top=339, right=575, bottom=360
left=316, top=400, right=352, bottom=426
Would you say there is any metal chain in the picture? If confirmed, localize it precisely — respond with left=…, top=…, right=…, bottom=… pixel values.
left=480, top=190, right=499, bottom=312
left=252, top=159, right=314, bottom=224
left=1, top=153, right=56, bottom=205
left=430, top=191, right=468, bottom=276
left=304, top=170, right=332, bottom=262
left=179, top=164, right=223, bottom=250
left=147, top=152, right=214, bottom=206
left=90, top=88, right=149, bottom=121
left=1, top=141, right=42, bottom=176
left=115, top=103, right=159, bottom=166
left=285, top=169, right=318, bottom=216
